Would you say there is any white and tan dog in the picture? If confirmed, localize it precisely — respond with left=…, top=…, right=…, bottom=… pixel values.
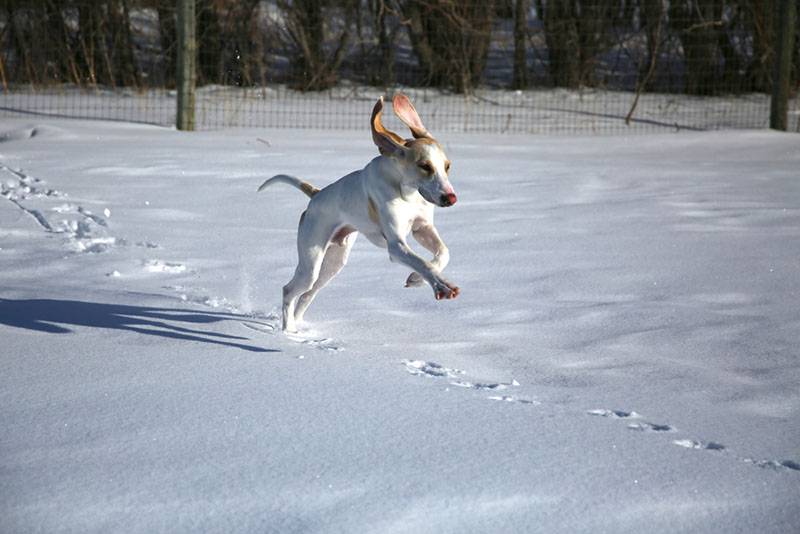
left=258, top=93, right=459, bottom=332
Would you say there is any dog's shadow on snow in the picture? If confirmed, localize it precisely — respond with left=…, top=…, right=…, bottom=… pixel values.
left=0, top=298, right=277, bottom=353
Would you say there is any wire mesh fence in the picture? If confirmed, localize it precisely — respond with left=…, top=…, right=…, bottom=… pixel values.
left=1, top=0, right=798, bottom=134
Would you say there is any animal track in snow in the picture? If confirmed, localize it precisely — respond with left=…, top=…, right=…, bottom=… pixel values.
left=1, top=165, right=60, bottom=231
left=143, top=259, right=188, bottom=274
left=1, top=165, right=120, bottom=253
left=296, top=337, right=343, bottom=352
left=1, top=165, right=63, bottom=199
left=589, top=406, right=797, bottom=474
left=57, top=217, right=120, bottom=253
left=627, top=421, right=677, bottom=433
left=587, top=409, right=642, bottom=419
left=742, top=458, right=800, bottom=472
left=450, top=378, right=520, bottom=391
left=51, top=203, right=76, bottom=213
left=401, top=360, right=532, bottom=405
left=402, top=359, right=464, bottom=379
left=488, top=395, right=538, bottom=405
left=673, top=439, right=726, bottom=451
left=675, top=440, right=800, bottom=473
left=76, top=206, right=108, bottom=227
left=587, top=408, right=673, bottom=432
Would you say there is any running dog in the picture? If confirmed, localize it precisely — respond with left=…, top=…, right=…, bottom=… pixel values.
left=258, top=93, right=459, bottom=332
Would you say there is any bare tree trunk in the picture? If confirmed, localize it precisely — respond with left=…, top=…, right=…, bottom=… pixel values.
left=576, top=0, right=613, bottom=86
left=670, top=0, right=724, bottom=95
left=744, top=0, right=776, bottom=92
left=122, top=0, right=141, bottom=86
left=537, top=0, right=616, bottom=89
left=279, top=0, right=354, bottom=90
left=77, top=2, right=113, bottom=87
left=626, top=0, right=663, bottom=124
left=512, top=0, right=528, bottom=89
left=9, top=4, right=39, bottom=85
left=53, top=0, right=83, bottom=85
left=43, top=1, right=70, bottom=82
left=247, top=4, right=268, bottom=87
left=718, top=3, right=744, bottom=92
left=157, top=1, right=177, bottom=87
left=402, top=0, right=495, bottom=93
left=110, top=0, right=141, bottom=87
left=539, top=0, right=580, bottom=87
left=0, top=16, right=8, bottom=91
left=284, top=0, right=325, bottom=88
left=369, top=0, right=395, bottom=86
left=0, top=52, right=7, bottom=92
left=641, top=0, right=662, bottom=91
left=403, top=0, right=438, bottom=85
left=196, top=0, right=221, bottom=84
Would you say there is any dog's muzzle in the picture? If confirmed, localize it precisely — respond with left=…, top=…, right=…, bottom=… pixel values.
left=440, top=193, right=457, bottom=207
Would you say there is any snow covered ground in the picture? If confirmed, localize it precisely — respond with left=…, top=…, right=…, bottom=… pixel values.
left=1, top=115, right=799, bottom=533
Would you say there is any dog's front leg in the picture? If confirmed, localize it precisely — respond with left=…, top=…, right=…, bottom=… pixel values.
left=405, top=223, right=449, bottom=288
left=386, top=237, right=459, bottom=300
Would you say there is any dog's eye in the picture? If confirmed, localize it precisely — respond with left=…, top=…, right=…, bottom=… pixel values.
left=417, top=162, right=433, bottom=174
left=444, top=161, right=451, bottom=173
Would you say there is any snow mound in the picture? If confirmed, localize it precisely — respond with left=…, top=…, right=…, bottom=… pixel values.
left=0, top=124, right=75, bottom=142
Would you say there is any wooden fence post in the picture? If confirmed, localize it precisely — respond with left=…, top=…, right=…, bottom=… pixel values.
left=770, top=0, right=796, bottom=131
left=176, top=0, right=196, bottom=131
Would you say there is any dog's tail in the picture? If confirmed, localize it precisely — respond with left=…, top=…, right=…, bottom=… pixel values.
left=257, top=174, right=320, bottom=198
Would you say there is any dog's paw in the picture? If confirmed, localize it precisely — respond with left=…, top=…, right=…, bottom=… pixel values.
left=433, top=280, right=460, bottom=300
left=404, top=272, right=424, bottom=288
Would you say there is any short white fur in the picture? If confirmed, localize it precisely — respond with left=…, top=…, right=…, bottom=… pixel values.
left=258, top=93, right=459, bottom=332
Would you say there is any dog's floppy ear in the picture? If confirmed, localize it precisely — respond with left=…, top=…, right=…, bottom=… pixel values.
left=371, top=96, right=406, bottom=157
left=392, top=93, right=431, bottom=139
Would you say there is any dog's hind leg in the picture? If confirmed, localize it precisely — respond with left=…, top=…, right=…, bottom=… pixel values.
left=294, top=228, right=357, bottom=324
left=282, top=214, right=336, bottom=333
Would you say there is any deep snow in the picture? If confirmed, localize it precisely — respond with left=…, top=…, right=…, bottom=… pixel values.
left=1, top=116, right=799, bottom=533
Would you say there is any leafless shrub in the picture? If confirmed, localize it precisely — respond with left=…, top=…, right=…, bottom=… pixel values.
left=0, top=0, right=793, bottom=96
left=196, top=0, right=269, bottom=87
left=277, top=0, right=356, bottom=91
left=401, top=0, right=495, bottom=93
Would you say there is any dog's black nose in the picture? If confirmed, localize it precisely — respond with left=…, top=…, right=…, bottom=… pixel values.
left=440, top=193, right=457, bottom=206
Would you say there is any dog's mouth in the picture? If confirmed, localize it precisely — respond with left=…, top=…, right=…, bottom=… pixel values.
left=440, top=193, right=457, bottom=207
left=419, top=187, right=457, bottom=207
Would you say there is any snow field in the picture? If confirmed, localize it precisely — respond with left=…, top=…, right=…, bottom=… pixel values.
left=1, top=117, right=799, bottom=533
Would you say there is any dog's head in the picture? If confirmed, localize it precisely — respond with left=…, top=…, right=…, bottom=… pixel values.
left=371, top=94, right=456, bottom=208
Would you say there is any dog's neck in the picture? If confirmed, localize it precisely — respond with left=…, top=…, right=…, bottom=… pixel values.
left=372, top=155, right=424, bottom=202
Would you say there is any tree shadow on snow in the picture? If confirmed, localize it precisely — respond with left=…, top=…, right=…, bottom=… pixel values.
left=0, top=298, right=278, bottom=353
